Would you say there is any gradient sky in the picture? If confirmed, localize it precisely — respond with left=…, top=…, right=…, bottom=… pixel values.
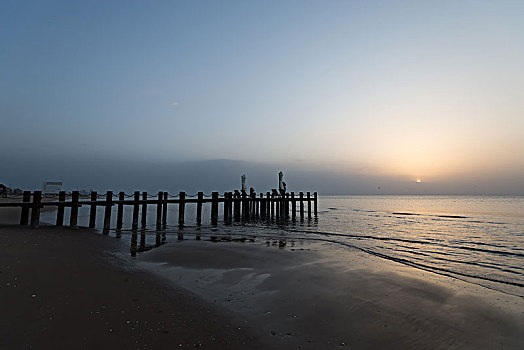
left=1, top=1, right=523, bottom=194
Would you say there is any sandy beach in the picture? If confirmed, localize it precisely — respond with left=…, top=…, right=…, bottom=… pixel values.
left=1, top=206, right=523, bottom=349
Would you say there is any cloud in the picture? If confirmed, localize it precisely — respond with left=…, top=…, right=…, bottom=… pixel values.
left=170, top=101, right=178, bottom=107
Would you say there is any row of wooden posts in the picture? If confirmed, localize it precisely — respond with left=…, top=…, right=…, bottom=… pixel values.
left=4, top=189, right=318, bottom=233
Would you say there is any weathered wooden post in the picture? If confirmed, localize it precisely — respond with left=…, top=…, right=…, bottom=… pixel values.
left=241, top=190, right=248, bottom=221
left=260, top=193, right=265, bottom=219
left=162, top=192, right=168, bottom=227
left=234, top=190, right=240, bottom=221
left=299, top=192, right=304, bottom=220
left=103, top=191, right=112, bottom=234
left=285, top=193, right=290, bottom=219
left=178, top=191, right=185, bottom=228
left=269, top=194, right=273, bottom=219
left=30, top=191, right=42, bottom=227
left=307, top=191, right=311, bottom=220
left=132, top=191, right=140, bottom=230
left=275, top=191, right=280, bottom=221
left=20, top=191, right=31, bottom=225
left=223, top=192, right=229, bottom=222
left=291, top=192, right=296, bottom=220
left=196, top=192, right=203, bottom=226
left=250, top=189, right=256, bottom=219
left=228, top=192, right=233, bottom=220
left=314, top=192, right=318, bottom=216
left=211, top=191, right=219, bottom=225
left=69, top=191, right=79, bottom=228
left=156, top=191, right=162, bottom=229
left=89, top=191, right=97, bottom=228
left=141, top=192, right=148, bottom=228
left=55, top=191, right=65, bottom=226
left=116, top=192, right=124, bottom=230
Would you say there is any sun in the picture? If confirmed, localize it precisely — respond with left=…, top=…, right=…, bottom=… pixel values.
left=416, top=179, right=422, bottom=183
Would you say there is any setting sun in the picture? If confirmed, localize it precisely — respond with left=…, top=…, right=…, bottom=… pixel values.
left=416, top=179, right=422, bottom=183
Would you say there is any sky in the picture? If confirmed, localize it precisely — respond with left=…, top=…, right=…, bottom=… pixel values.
left=1, top=0, right=523, bottom=194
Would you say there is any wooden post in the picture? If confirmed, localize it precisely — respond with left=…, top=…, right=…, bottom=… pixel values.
left=266, top=192, right=273, bottom=219
left=223, top=192, right=229, bottom=222
left=162, top=192, right=168, bottom=227
left=116, top=192, right=124, bottom=230
left=69, top=191, right=79, bottom=228
left=307, top=191, right=311, bottom=220
left=156, top=191, right=162, bottom=229
left=250, top=189, right=256, bottom=219
left=132, top=191, right=140, bottom=230
left=141, top=192, right=147, bottom=228
left=275, top=191, right=280, bottom=221
left=20, top=191, right=31, bottom=225
left=178, top=191, right=185, bottom=228
left=260, top=193, right=265, bottom=219
left=314, top=191, right=318, bottom=216
left=55, top=191, right=65, bottom=226
left=291, top=192, right=296, bottom=220
left=103, top=191, right=112, bottom=234
left=228, top=192, right=233, bottom=221
left=30, top=191, right=42, bottom=227
left=211, top=191, right=218, bottom=225
left=285, top=193, right=290, bottom=219
left=241, top=190, right=248, bottom=221
left=299, top=192, right=304, bottom=220
left=234, top=190, right=240, bottom=221
left=196, top=192, right=203, bottom=226
left=89, top=191, right=97, bottom=228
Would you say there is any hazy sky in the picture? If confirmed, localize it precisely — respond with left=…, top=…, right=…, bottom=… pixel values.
left=1, top=1, right=523, bottom=194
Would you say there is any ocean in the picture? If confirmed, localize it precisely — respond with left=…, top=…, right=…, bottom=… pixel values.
left=41, top=194, right=524, bottom=296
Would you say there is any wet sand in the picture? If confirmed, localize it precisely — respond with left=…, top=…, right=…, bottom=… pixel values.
left=0, top=224, right=268, bottom=349
left=137, top=239, right=524, bottom=349
left=1, top=205, right=523, bottom=349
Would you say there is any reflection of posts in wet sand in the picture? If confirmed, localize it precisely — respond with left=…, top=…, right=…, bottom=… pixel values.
left=155, top=232, right=161, bottom=246
left=140, top=230, right=146, bottom=250
left=130, top=231, right=138, bottom=257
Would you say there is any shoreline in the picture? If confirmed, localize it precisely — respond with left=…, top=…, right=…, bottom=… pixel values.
left=1, top=220, right=523, bottom=349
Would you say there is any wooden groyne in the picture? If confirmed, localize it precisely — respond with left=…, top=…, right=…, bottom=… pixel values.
left=1, top=190, right=318, bottom=232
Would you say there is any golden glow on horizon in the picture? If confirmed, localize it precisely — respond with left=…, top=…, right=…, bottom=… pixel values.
left=416, top=179, right=422, bottom=183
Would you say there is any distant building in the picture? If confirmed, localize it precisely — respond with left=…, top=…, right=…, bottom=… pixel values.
left=42, top=181, right=63, bottom=194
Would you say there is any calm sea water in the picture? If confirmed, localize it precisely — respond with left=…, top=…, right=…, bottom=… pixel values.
left=309, top=196, right=524, bottom=296
left=42, top=195, right=524, bottom=296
